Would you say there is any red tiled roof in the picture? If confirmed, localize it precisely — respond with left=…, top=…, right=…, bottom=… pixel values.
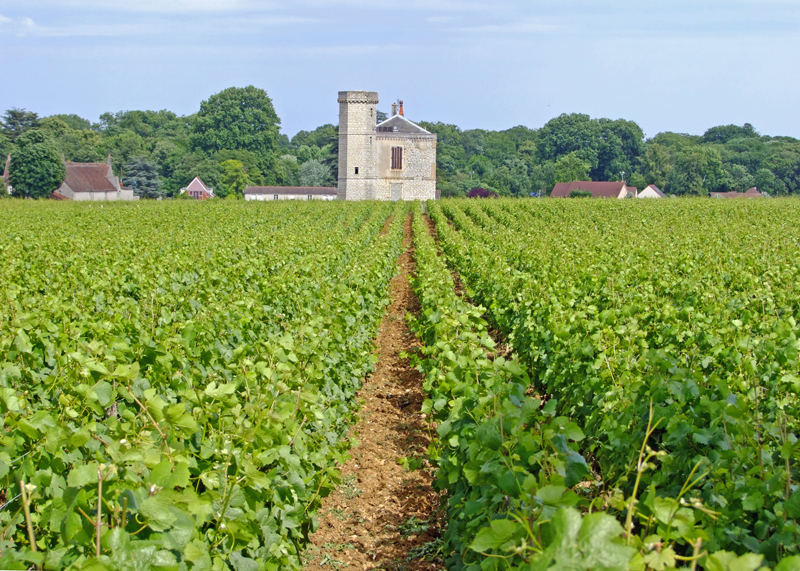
left=51, top=191, right=69, bottom=200
left=551, top=181, right=628, bottom=198
left=62, top=163, right=117, bottom=193
left=244, top=186, right=337, bottom=196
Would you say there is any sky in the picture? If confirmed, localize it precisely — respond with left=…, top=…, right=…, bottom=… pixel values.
left=1, top=0, right=799, bottom=140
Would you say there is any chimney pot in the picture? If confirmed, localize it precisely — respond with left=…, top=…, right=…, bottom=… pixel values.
left=391, top=102, right=398, bottom=116
left=399, top=100, right=404, bottom=116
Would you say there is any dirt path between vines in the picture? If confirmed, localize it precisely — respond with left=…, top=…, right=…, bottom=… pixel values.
left=304, top=214, right=443, bottom=571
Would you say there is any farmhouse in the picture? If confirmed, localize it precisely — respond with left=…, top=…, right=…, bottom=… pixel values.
left=180, top=177, right=214, bottom=200
left=244, top=186, right=337, bottom=201
left=710, top=187, right=765, bottom=198
left=551, top=181, right=638, bottom=199
left=637, top=184, right=666, bottom=198
left=337, top=91, right=437, bottom=201
left=53, top=157, right=137, bottom=201
left=4, top=154, right=138, bottom=200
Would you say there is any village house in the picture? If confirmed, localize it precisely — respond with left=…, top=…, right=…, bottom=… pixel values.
left=551, top=181, right=638, bottom=199
left=337, top=91, right=437, bottom=201
left=637, top=184, right=666, bottom=198
left=180, top=177, right=214, bottom=199
left=710, top=187, right=765, bottom=198
left=5, top=154, right=137, bottom=200
left=244, top=186, right=337, bottom=201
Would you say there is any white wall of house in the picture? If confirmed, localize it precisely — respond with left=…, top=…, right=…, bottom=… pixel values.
left=638, top=186, right=664, bottom=198
left=245, top=194, right=336, bottom=201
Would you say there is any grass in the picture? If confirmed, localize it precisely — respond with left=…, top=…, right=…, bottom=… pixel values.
left=342, top=475, right=363, bottom=500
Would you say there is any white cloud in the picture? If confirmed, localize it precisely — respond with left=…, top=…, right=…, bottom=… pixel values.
left=0, top=14, right=157, bottom=37
left=0, top=0, right=495, bottom=12
left=455, top=17, right=557, bottom=34
left=0, top=0, right=267, bottom=13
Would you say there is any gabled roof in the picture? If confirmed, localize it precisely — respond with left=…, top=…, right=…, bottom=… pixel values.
left=185, top=177, right=211, bottom=193
left=63, top=163, right=117, bottom=193
left=375, top=114, right=432, bottom=135
left=551, top=181, right=629, bottom=198
left=244, top=186, right=337, bottom=196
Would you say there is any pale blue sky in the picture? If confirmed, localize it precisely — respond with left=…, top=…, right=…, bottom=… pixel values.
left=1, top=0, right=798, bottom=139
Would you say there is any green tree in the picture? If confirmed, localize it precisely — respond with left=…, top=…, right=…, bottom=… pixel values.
left=274, top=155, right=300, bottom=186
left=554, top=152, right=591, bottom=183
left=764, top=144, right=800, bottom=194
left=668, top=147, right=723, bottom=195
left=2, top=108, right=41, bottom=142
left=719, top=164, right=755, bottom=193
left=123, top=156, right=164, bottom=199
left=490, top=157, right=531, bottom=196
left=104, top=130, right=145, bottom=173
left=530, top=161, right=556, bottom=196
left=595, top=118, right=645, bottom=181
left=218, top=159, right=250, bottom=198
left=191, top=86, right=280, bottom=173
left=216, top=149, right=264, bottom=185
left=0, top=131, right=10, bottom=160
left=299, top=159, right=332, bottom=187
left=538, top=113, right=601, bottom=168
left=703, top=123, right=759, bottom=144
left=8, top=130, right=66, bottom=198
left=754, top=168, right=778, bottom=196
left=642, top=143, right=673, bottom=188
left=39, top=117, right=71, bottom=139
left=518, top=140, right=538, bottom=171
left=48, top=114, right=91, bottom=131
left=467, top=155, right=492, bottom=178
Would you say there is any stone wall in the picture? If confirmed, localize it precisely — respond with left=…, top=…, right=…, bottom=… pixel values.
left=337, top=91, right=378, bottom=201
left=374, top=135, right=437, bottom=201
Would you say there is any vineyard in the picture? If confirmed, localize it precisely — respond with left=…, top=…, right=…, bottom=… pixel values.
left=417, top=198, right=800, bottom=570
left=1, top=198, right=799, bottom=570
left=0, top=200, right=406, bottom=570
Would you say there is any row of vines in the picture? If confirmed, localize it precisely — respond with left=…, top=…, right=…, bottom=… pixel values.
left=416, top=198, right=800, bottom=569
left=0, top=199, right=407, bottom=570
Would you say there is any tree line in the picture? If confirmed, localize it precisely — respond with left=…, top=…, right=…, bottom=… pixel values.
left=424, top=117, right=800, bottom=197
left=1, top=86, right=337, bottom=199
left=2, top=85, right=799, bottom=198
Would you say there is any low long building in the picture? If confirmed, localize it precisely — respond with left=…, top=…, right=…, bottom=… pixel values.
left=710, top=187, right=765, bottom=198
left=551, top=181, right=637, bottom=199
left=244, top=186, right=338, bottom=201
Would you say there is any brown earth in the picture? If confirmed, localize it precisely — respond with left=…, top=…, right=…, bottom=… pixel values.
left=303, top=214, right=444, bottom=571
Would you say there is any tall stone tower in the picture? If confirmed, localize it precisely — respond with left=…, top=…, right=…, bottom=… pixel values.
left=337, top=91, right=379, bottom=200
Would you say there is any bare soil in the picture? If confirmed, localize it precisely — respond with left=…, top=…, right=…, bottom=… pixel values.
left=304, top=214, right=444, bottom=571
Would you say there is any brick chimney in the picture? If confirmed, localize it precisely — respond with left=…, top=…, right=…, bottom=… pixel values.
left=399, top=100, right=404, bottom=116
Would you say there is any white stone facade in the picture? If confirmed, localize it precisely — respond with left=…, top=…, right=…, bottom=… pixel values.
left=65, top=188, right=137, bottom=201
left=337, top=91, right=437, bottom=201
left=337, top=91, right=379, bottom=201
